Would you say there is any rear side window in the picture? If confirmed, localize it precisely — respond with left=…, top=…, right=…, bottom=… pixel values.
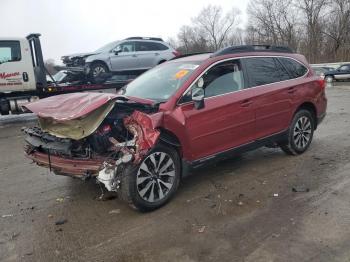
left=0, top=41, right=21, bottom=63
left=136, top=41, right=168, bottom=51
left=339, top=65, right=350, bottom=71
left=244, top=57, right=290, bottom=87
left=279, top=58, right=308, bottom=78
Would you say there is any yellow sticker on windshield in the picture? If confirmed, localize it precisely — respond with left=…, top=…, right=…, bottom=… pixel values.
left=175, top=69, right=189, bottom=79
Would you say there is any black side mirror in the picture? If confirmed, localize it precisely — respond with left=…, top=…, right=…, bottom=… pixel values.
left=113, top=47, right=122, bottom=55
left=192, top=87, right=205, bottom=109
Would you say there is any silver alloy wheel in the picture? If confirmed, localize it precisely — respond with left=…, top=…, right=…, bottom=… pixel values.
left=136, top=152, right=176, bottom=203
left=92, top=66, right=106, bottom=77
left=293, top=116, right=312, bottom=150
left=325, top=76, right=333, bottom=83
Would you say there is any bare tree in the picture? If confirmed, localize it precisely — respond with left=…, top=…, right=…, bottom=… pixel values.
left=246, top=0, right=300, bottom=50
left=297, top=0, right=329, bottom=63
left=322, top=0, right=350, bottom=61
left=193, top=5, right=241, bottom=51
left=177, top=25, right=209, bottom=53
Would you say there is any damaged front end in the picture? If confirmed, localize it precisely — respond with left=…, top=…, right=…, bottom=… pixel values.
left=23, top=93, right=161, bottom=192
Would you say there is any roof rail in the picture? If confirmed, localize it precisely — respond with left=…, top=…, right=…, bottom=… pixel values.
left=125, top=37, right=164, bottom=41
left=170, top=52, right=212, bottom=61
left=212, top=45, right=294, bottom=57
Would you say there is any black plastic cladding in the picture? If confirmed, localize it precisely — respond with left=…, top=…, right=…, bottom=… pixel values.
left=212, top=45, right=294, bottom=57
left=125, top=37, right=164, bottom=42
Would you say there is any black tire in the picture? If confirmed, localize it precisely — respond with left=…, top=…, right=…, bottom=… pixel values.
left=325, top=75, right=334, bottom=83
left=280, top=109, right=315, bottom=155
left=118, top=144, right=181, bottom=212
left=89, top=62, right=109, bottom=83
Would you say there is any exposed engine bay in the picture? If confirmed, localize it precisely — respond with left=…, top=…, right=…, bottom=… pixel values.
left=23, top=93, right=161, bottom=192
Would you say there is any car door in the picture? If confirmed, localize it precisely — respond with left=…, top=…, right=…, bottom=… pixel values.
left=109, top=41, right=138, bottom=71
left=177, top=59, right=256, bottom=160
left=242, top=57, right=296, bottom=139
left=134, top=41, right=159, bottom=69
left=334, top=65, right=350, bottom=80
left=0, top=39, right=33, bottom=91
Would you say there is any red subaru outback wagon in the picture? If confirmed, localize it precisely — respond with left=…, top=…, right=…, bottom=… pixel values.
left=23, top=45, right=327, bottom=211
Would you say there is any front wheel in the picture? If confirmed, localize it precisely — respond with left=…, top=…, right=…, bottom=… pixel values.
left=325, top=75, right=334, bottom=83
left=89, top=62, right=109, bottom=83
left=119, top=144, right=181, bottom=212
left=280, top=109, right=315, bottom=155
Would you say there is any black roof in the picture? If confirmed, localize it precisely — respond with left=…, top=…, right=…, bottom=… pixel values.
left=212, top=45, right=294, bottom=57
left=125, top=37, right=164, bottom=42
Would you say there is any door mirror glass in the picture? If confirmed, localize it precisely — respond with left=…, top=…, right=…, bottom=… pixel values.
left=192, top=87, right=205, bottom=109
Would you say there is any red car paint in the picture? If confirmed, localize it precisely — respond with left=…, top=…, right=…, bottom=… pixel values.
left=25, top=149, right=104, bottom=177
left=156, top=52, right=327, bottom=162
left=25, top=51, right=327, bottom=172
left=123, top=111, right=161, bottom=162
left=24, top=92, right=119, bottom=120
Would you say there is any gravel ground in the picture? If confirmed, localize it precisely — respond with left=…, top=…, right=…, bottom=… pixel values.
left=1, top=83, right=350, bottom=262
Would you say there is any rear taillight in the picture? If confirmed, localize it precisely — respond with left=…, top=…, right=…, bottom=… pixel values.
left=172, top=50, right=181, bottom=57
left=317, top=78, right=326, bottom=91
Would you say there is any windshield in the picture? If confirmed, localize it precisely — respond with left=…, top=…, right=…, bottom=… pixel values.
left=123, top=62, right=200, bottom=101
left=95, top=41, right=119, bottom=52
left=53, top=71, right=67, bottom=82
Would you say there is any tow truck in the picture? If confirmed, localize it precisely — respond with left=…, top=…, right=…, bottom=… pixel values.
left=0, top=34, right=132, bottom=115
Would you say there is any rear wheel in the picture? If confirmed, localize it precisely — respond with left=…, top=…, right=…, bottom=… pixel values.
left=280, top=109, right=315, bottom=155
left=119, top=144, right=181, bottom=211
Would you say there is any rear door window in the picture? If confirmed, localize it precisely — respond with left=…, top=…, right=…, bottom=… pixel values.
left=0, top=41, right=21, bottom=63
left=339, top=65, right=350, bottom=71
left=136, top=41, right=168, bottom=51
left=243, top=57, right=290, bottom=87
left=278, top=57, right=308, bottom=78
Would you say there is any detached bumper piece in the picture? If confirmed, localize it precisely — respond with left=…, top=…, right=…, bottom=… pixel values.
left=25, top=149, right=104, bottom=178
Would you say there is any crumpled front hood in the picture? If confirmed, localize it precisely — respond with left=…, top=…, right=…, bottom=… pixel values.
left=62, top=52, right=99, bottom=59
left=24, top=93, right=121, bottom=140
left=24, top=92, right=120, bottom=121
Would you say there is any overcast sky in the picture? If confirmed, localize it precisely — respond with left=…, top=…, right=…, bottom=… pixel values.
left=1, top=0, right=248, bottom=63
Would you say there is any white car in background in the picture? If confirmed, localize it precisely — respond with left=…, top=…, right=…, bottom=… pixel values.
left=61, top=37, right=180, bottom=82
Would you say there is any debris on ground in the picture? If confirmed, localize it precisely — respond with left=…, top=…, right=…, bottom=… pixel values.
left=273, top=193, right=279, bottom=197
left=48, top=214, right=53, bottom=218
left=198, top=226, right=206, bottom=233
left=256, top=200, right=261, bottom=203
left=55, top=228, right=63, bottom=232
left=56, top=197, right=64, bottom=203
left=292, top=186, right=310, bottom=192
left=55, top=219, right=68, bottom=225
left=2, top=214, right=13, bottom=218
left=11, top=232, right=20, bottom=240
left=108, top=209, right=121, bottom=214
left=237, top=201, right=244, bottom=206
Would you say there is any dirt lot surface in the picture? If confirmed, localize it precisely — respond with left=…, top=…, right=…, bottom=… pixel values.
left=1, top=83, right=350, bottom=262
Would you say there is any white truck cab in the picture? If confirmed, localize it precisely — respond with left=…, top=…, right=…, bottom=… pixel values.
left=0, top=34, right=132, bottom=115
left=0, top=37, right=36, bottom=92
